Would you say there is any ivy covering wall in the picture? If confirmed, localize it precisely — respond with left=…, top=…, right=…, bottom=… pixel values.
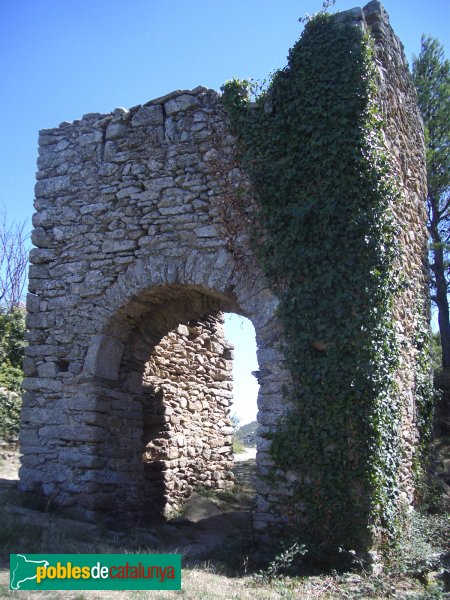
left=222, top=13, right=407, bottom=553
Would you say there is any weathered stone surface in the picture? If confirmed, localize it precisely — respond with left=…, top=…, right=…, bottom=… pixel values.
left=39, top=425, right=109, bottom=442
left=103, top=141, right=116, bottom=162
left=37, top=362, right=59, bottom=378
left=23, top=357, right=37, bottom=377
left=164, top=94, right=201, bottom=115
left=140, top=315, right=234, bottom=510
left=78, top=131, right=103, bottom=146
left=101, top=239, right=137, bottom=253
left=35, top=175, right=71, bottom=198
left=131, top=105, right=164, bottom=128
left=84, top=335, right=124, bottom=381
left=31, top=228, right=54, bottom=248
left=105, top=122, right=128, bottom=140
left=196, top=225, right=218, bottom=238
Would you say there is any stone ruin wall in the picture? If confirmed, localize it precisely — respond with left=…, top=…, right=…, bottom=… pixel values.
left=19, top=1, right=428, bottom=544
left=141, top=315, right=235, bottom=514
left=20, top=81, right=287, bottom=527
left=363, top=3, right=428, bottom=502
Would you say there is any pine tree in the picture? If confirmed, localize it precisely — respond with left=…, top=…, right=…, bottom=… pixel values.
left=412, top=36, right=450, bottom=375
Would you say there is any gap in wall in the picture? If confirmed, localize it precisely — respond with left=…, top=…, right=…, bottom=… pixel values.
left=223, top=313, right=259, bottom=427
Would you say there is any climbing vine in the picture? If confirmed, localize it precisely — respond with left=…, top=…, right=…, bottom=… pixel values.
left=412, top=310, right=438, bottom=504
left=414, top=315, right=437, bottom=457
left=222, top=12, right=411, bottom=553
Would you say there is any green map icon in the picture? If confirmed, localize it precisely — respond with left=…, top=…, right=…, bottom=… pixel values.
left=10, top=555, right=50, bottom=590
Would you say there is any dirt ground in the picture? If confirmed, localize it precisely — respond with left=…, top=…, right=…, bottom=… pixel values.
left=0, top=447, right=20, bottom=481
left=0, top=446, right=257, bottom=564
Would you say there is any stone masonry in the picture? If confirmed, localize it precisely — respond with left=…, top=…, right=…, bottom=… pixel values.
left=21, top=81, right=284, bottom=525
left=20, top=2, right=429, bottom=546
left=140, top=315, right=235, bottom=516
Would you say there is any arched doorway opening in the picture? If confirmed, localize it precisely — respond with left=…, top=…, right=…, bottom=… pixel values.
left=83, top=283, right=256, bottom=525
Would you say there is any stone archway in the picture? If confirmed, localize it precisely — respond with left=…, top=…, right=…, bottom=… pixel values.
left=21, top=246, right=290, bottom=531
left=74, top=274, right=282, bottom=525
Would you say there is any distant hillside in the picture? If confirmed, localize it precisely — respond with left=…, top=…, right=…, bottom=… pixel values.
left=236, top=421, right=257, bottom=447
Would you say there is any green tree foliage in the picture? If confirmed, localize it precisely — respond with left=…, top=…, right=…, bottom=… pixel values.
left=0, top=306, right=26, bottom=383
left=0, top=388, right=21, bottom=442
left=0, top=307, right=26, bottom=441
left=412, top=36, right=450, bottom=371
left=0, top=307, right=26, bottom=370
left=230, top=413, right=245, bottom=453
left=430, top=331, right=443, bottom=374
left=0, top=208, right=28, bottom=441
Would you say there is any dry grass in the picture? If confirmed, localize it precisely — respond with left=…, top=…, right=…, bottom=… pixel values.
left=0, top=511, right=442, bottom=600
left=0, top=565, right=430, bottom=599
left=0, top=453, right=448, bottom=599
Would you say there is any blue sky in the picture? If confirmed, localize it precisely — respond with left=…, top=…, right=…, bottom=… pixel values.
left=1, top=0, right=449, bottom=226
left=1, top=0, right=448, bottom=423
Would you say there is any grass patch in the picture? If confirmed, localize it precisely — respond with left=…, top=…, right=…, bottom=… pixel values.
left=194, top=484, right=240, bottom=506
left=232, top=436, right=245, bottom=454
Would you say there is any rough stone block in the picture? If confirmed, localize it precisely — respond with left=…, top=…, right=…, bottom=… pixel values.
left=164, top=94, right=201, bottom=115
left=83, top=334, right=124, bottom=381
left=105, top=122, right=128, bottom=140
left=35, top=175, right=71, bottom=198
left=31, top=227, right=54, bottom=248
left=39, top=425, right=109, bottom=442
left=37, top=362, right=60, bottom=378
left=131, top=105, right=164, bottom=127
left=101, top=239, right=137, bottom=253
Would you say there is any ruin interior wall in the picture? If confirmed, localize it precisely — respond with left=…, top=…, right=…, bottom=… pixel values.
left=141, top=315, right=235, bottom=514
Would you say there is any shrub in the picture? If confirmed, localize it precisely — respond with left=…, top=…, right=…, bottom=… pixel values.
left=0, top=387, right=21, bottom=442
left=0, top=306, right=25, bottom=441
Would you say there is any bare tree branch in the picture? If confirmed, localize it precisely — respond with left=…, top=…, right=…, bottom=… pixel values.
left=0, top=208, right=29, bottom=312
